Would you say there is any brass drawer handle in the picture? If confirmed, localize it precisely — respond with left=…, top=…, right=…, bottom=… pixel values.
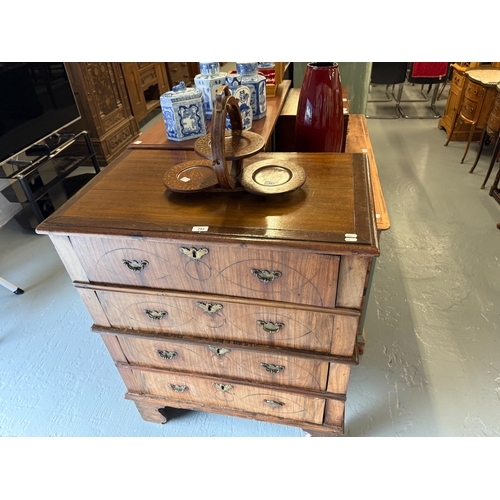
left=208, top=346, right=231, bottom=356
left=251, top=268, right=282, bottom=283
left=144, top=309, right=168, bottom=321
left=196, top=302, right=223, bottom=314
left=260, top=362, right=285, bottom=374
left=122, top=259, right=149, bottom=273
left=264, top=399, right=285, bottom=409
left=257, top=320, right=285, bottom=333
left=179, top=247, right=209, bottom=262
left=213, top=383, right=233, bottom=392
left=169, top=384, right=187, bottom=393
left=156, top=349, right=177, bottom=360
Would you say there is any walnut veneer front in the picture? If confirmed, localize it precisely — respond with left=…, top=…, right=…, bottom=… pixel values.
left=37, top=149, right=379, bottom=436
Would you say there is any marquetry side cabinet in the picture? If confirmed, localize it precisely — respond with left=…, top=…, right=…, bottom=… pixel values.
left=438, top=62, right=500, bottom=142
left=65, top=63, right=140, bottom=166
left=36, top=149, right=379, bottom=436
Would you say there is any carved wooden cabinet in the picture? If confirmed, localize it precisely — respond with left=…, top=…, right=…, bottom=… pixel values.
left=36, top=149, right=379, bottom=436
left=65, top=63, right=140, bottom=166
left=165, top=62, right=199, bottom=88
left=120, top=63, right=170, bottom=123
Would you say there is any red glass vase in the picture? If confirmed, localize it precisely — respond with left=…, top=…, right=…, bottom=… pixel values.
left=295, top=62, right=344, bottom=152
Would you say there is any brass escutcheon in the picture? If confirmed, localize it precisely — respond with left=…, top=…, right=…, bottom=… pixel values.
left=156, top=350, right=177, bottom=360
left=179, top=247, right=209, bottom=262
left=251, top=269, right=282, bottom=283
left=257, top=320, right=285, bottom=333
left=196, top=302, right=223, bottom=314
left=213, top=383, right=233, bottom=392
left=208, top=346, right=231, bottom=356
left=260, top=362, right=286, bottom=374
left=122, top=259, right=149, bottom=273
left=144, top=310, right=168, bottom=321
left=169, top=384, right=188, bottom=393
left=264, top=399, right=285, bottom=409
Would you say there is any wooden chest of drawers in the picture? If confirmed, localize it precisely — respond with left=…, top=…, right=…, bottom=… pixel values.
left=36, top=149, right=379, bottom=436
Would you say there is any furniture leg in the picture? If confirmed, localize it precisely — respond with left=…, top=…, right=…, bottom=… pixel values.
left=469, top=128, right=488, bottom=173
left=481, top=134, right=500, bottom=189
left=445, top=112, right=461, bottom=146
left=0, top=277, right=24, bottom=294
left=461, top=121, right=478, bottom=163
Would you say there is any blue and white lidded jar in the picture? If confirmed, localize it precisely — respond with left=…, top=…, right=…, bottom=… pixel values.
left=225, top=73, right=253, bottom=131
left=159, top=82, right=207, bottom=141
left=236, top=62, right=267, bottom=120
left=194, top=62, right=226, bottom=119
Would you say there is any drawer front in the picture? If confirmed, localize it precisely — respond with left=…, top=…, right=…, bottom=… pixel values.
left=89, top=288, right=358, bottom=355
left=465, top=81, right=483, bottom=102
left=140, top=67, right=157, bottom=89
left=461, top=97, right=479, bottom=121
left=116, top=335, right=329, bottom=390
left=167, top=62, right=192, bottom=85
left=451, top=70, right=464, bottom=89
left=117, top=364, right=326, bottom=424
left=488, top=95, right=500, bottom=132
left=71, top=235, right=340, bottom=308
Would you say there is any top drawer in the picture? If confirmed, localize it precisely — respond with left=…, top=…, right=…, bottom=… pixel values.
left=70, top=235, right=340, bottom=308
left=451, top=70, right=465, bottom=89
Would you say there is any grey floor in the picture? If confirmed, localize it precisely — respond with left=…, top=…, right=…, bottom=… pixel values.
left=1, top=83, right=499, bottom=437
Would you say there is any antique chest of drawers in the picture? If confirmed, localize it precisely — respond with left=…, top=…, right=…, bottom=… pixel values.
left=37, top=149, right=379, bottom=436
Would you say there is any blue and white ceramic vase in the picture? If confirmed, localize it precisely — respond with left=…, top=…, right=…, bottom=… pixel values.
left=159, top=82, right=207, bottom=141
left=225, top=73, right=253, bottom=131
left=236, top=62, right=267, bottom=120
left=194, top=62, right=226, bottom=119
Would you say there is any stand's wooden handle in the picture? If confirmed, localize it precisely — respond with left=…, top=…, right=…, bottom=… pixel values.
left=211, top=86, right=243, bottom=189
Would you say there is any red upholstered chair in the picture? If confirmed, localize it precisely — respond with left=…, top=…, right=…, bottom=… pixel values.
left=399, top=62, right=450, bottom=118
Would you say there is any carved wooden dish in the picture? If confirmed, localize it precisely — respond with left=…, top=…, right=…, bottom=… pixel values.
left=240, top=159, right=307, bottom=195
left=163, top=159, right=218, bottom=192
left=194, top=131, right=265, bottom=161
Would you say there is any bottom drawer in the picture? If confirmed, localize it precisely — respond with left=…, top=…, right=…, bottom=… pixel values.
left=117, top=364, right=326, bottom=424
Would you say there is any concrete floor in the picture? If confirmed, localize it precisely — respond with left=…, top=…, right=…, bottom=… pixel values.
left=1, top=84, right=499, bottom=437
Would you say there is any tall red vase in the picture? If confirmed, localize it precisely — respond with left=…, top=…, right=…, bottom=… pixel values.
left=295, top=62, right=344, bottom=152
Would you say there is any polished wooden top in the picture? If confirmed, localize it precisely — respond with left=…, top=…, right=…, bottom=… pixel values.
left=129, top=80, right=292, bottom=151
left=344, top=114, right=390, bottom=230
left=37, top=149, right=379, bottom=256
left=279, top=88, right=388, bottom=231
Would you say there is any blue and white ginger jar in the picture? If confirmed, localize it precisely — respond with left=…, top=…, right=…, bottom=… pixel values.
left=225, top=73, right=252, bottom=131
left=236, top=62, right=267, bottom=120
left=194, top=62, right=226, bottom=119
left=160, top=82, right=207, bottom=141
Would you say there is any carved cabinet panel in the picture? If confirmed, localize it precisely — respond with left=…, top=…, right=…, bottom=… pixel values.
left=65, top=62, right=140, bottom=165
left=120, top=63, right=170, bottom=123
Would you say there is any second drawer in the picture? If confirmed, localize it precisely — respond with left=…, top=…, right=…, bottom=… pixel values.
left=81, top=286, right=360, bottom=357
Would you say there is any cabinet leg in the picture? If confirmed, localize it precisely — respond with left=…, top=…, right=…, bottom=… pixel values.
left=469, top=128, right=488, bottom=173
left=157, top=406, right=191, bottom=424
left=461, top=123, right=477, bottom=163
left=303, top=428, right=342, bottom=437
left=481, top=134, right=500, bottom=189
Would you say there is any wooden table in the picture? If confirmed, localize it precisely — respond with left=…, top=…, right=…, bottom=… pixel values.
left=344, top=114, right=390, bottom=231
left=275, top=88, right=389, bottom=232
left=128, top=80, right=292, bottom=152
